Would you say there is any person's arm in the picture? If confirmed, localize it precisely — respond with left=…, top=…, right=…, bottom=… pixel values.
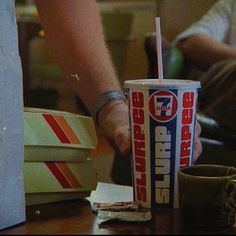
left=33, top=0, right=202, bottom=161
left=177, top=33, right=236, bottom=71
left=34, top=0, right=120, bottom=110
left=34, top=0, right=130, bottom=154
left=174, top=0, right=236, bottom=71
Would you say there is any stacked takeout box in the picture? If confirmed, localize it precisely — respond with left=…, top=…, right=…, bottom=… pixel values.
left=23, top=107, right=98, bottom=205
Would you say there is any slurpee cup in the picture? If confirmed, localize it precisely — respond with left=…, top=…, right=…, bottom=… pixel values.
left=124, top=79, right=201, bottom=208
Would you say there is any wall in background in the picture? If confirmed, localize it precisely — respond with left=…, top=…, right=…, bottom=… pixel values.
left=156, top=0, right=217, bottom=41
left=97, top=0, right=218, bottom=82
left=97, top=0, right=158, bottom=83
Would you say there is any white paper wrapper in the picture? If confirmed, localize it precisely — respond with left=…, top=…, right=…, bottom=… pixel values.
left=97, top=210, right=152, bottom=224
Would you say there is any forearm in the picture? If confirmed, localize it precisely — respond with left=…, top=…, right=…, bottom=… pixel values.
left=176, top=34, right=236, bottom=71
left=34, top=0, right=121, bottom=112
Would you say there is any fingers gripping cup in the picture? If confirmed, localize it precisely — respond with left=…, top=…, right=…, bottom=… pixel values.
left=124, top=79, right=200, bottom=209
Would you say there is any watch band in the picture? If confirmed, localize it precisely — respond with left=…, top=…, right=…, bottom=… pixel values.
left=90, top=90, right=126, bottom=125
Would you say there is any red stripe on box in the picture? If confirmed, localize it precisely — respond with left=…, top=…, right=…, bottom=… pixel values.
left=57, top=163, right=81, bottom=188
left=43, top=114, right=71, bottom=143
left=45, top=162, right=72, bottom=188
left=53, top=115, right=80, bottom=144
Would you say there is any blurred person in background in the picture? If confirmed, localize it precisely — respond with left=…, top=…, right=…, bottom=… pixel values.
left=174, top=0, right=236, bottom=132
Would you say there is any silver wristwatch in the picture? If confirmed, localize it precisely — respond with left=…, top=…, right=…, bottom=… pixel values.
left=90, top=90, right=126, bottom=124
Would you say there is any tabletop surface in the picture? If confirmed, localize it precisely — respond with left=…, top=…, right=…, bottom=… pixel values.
left=1, top=199, right=236, bottom=235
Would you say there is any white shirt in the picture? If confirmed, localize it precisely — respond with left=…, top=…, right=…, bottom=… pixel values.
left=174, top=0, right=236, bottom=46
left=0, top=0, right=25, bottom=229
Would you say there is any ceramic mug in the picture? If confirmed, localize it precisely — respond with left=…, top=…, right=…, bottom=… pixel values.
left=178, top=164, right=236, bottom=231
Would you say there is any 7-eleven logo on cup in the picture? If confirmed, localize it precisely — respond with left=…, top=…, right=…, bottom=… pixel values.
left=149, top=90, right=178, bottom=122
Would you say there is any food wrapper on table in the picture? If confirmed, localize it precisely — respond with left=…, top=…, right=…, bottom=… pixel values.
left=88, top=182, right=152, bottom=225
left=23, top=107, right=98, bottom=205
left=24, top=107, right=98, bottom=162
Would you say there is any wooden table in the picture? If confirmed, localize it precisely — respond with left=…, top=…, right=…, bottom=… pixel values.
left=1, top=199, right=236, bottom=235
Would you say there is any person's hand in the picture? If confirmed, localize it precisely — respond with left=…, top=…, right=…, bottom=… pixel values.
left=97, top=100, right=131, bottom=155
left=97, top=100, right=202, bottom=163
left=193, top=120, right=202, bottom=163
